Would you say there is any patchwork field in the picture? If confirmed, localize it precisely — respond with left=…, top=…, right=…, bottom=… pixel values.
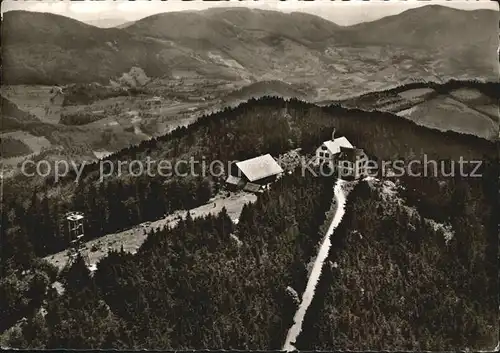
left=0, top=131, right=54, bottom=176
left=0, top=84, right=228, bottom=179
left=397, top=87, right=435, bottom=100
left=448, top=88, right=498, bottom=122
left=395, top=96, right=498, bottom=139
left=475, top=105, right=499, bottom=118
left=1, top=131, right=52, bottom=155
left=449, top=88, right=489, bottom=102
left=330, top=83, right=498, bottom=139
left=1, top=85, right=64, bottom=124
left=1, top=138, right=32, bottom=159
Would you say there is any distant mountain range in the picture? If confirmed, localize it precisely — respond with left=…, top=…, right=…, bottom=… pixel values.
left=2, top=5, right=498, bottom=87
left=84, top=18, right=131, bottom=29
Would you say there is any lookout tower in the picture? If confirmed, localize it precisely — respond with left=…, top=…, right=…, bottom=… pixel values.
left=66, top=211, right=84, bottom=244
left=65, top=211, right=89, bottom=266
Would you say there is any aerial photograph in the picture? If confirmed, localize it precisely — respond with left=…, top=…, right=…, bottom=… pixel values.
left=0, top=0, right=498, bottom=351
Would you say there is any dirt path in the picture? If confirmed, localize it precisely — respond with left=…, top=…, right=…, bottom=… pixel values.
left=283, top=179, right=348, bottom=352
left=44, top=191, right=257, bottom=271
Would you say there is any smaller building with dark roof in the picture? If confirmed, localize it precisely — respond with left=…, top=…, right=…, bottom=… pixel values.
left=336, top=147, right=369, bottom=180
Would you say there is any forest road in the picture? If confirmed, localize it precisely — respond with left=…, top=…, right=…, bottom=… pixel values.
left=282, top=179, right=347, bottom=352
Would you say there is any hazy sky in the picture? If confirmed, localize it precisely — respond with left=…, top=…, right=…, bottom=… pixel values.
left=2, top=0, right=498, bottom=26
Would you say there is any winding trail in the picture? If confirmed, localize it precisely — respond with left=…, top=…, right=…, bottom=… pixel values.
left=282, top=179, right=347, bottom=352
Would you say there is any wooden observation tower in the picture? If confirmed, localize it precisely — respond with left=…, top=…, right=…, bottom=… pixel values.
left=65, top=211, right=89, bottom=267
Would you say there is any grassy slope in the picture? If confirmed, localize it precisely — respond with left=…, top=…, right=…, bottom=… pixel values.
left=43, top=191, right=257, bottom=270
left=1, top=137, right=33, bottom=158
left=328, top=80, right=499, bottom=140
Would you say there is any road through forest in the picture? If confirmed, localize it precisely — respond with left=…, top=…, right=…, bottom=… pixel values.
left=282, top=179, right=348, bottom=351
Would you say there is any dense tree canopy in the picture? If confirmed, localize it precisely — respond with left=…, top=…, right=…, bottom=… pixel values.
left=1, top=86, right=498, bottom=349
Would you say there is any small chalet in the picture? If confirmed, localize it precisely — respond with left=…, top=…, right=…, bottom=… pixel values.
left=316, top=129, right=368, bottom=179
left=225, top=175, right=245, bottom=191
left=225, top=154, right=284, bottom=193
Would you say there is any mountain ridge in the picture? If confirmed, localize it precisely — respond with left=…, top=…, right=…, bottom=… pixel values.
left=2, top=6, right=498, bottom=85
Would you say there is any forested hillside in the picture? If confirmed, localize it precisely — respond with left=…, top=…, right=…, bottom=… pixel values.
left=3, top=172, right=336, bottom=349
left=2, top=94, right=498, bottom=349
left=4, top=167, right=497, bottom=349
left=3, top=95, right=497, bottom=257
left=0, top=96, right=141, bottom=159
left=297, top=169, right=498, bottom=350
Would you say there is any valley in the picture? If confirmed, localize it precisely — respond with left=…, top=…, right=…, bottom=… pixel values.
left=2, top=78, right=498, bottom=181
left=2, top=5, right=498, bottom=177
left=1, top=3, right=498, bottom=351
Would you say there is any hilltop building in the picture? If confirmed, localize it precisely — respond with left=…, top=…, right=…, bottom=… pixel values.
left=315, top=129, right=368, bottom=179
left=315, top=129, right=352, bottom=166
left=225, top=154, right=284, bottom=193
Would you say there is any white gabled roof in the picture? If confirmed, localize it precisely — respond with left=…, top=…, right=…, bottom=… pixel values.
left=321, top=137, right=353, bottom=155
left=236, top=154, right=283, bottom=182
